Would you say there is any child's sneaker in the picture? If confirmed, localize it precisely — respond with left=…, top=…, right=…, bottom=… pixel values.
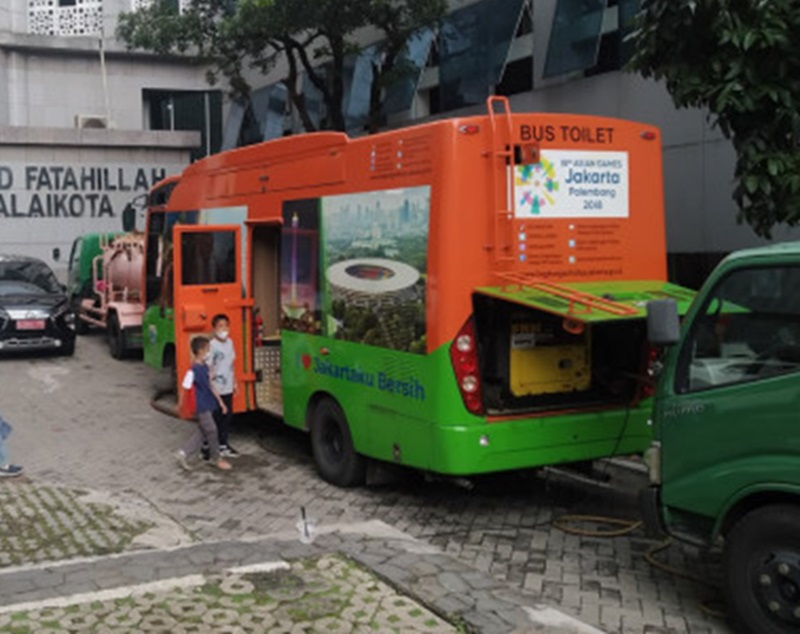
left=201, top=446, right=210, bottom=461
left=174, top=450, right=191, bottom=471
left=0, top=464, right=23, bottom=478
left=220, top=445, right=240, bottom=458
left=213, top=458, right=232, bottom=471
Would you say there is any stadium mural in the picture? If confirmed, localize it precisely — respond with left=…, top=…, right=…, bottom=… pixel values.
left=281, top=187, right=430, bottom=354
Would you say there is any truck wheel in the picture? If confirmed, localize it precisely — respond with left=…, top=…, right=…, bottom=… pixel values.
left=107, top=312, right=126, bottom=360
left=72, top=301, right=88, bottom=336
left=310, top=399, right=365, bottom=488
left=725, top=504, right=800, bottom=634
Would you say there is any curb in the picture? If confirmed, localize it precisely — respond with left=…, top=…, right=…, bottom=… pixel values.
left=0, top=520, right=604, bottom=633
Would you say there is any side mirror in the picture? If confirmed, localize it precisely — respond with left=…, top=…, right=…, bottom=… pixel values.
left=121, top=203, right=136, bottom=232
left=52, top=247, right=61, bottom=261
left=646, top=299, right=680, bottom=346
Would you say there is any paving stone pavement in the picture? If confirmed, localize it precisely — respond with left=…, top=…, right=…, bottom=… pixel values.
left=0, top=547, right=460, bottom=633
left=0, top=335, right=734, bottom=633
left=0, top=518, right=605, bottom=633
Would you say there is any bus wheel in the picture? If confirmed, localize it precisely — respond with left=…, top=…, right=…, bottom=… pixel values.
left=107, top=312, right=126, bottom=360
left=725, top=504, right=800, bottom=634
left=310, top=399, right=365, bottom=488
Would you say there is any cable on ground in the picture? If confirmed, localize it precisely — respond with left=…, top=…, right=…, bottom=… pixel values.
left=552, top=514, right=642, bottom=537
left=150, top=387, right=180, bottom=418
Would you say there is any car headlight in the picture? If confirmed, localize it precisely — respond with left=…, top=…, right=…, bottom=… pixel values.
left=51, top=303, right=75, bottom=327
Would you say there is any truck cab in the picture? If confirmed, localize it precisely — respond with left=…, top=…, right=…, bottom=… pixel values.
left=67, top=233, right=120, bottom=309
left=642, top=241, right=800, bottom=634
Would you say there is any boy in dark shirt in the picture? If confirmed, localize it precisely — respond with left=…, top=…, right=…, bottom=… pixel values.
left=175, top=336, right=232, bottom=471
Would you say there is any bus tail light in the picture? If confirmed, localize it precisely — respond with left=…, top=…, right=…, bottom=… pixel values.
left=450, top=318, right=484, bottom=415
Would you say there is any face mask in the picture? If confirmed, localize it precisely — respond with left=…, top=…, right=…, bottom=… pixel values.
left=216, top=330, right=229, bottom=341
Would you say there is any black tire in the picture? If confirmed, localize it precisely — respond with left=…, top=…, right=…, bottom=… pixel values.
left=72, top=300, right=89, bottom=335
left=61, top=340, right=75, bottom=356
left=74, top=316, right=89, bottom=336
left=310, top=399, right=365, bottom=488
left=164, top=345, right=177, bottom=391
left=725, top=504, right=800, bottom=634
left=107, top=312, right=126, bottom=360
left=71, top=285, right=90, bottom=335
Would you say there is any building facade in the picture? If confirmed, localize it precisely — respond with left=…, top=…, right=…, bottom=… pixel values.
left=2, top=0, right=795, bottom=285
left=224, top=0, right=798, bottom=287
left=0, top=0, right=213, bottom=278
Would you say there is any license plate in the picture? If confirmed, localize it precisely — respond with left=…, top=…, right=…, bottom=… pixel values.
left=16, top=319, right=45, bottom=330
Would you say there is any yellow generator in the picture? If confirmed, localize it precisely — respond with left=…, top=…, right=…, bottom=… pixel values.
left=509, top=319, right=591, bottom=397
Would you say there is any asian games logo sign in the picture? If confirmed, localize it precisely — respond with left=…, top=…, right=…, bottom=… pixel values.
left=514, top=150, right=629, bottom=219
left=515, top=160, right=559, bottom=216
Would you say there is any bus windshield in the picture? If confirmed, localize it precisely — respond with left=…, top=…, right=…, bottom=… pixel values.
left=145, top=210, right=199, bottom=307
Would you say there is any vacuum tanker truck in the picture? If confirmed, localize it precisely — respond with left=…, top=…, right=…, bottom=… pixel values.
left=75, top=233, right=145, bottom=359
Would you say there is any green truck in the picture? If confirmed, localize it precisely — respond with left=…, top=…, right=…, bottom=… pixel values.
left=67, top=232, right=121, bottom=328
left=642, top=241, right=800, bottom=634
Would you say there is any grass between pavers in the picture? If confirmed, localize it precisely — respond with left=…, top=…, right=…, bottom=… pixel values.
left=0, top=483, right=154, bottom=567
left=0, top=554, right=464, bottom=633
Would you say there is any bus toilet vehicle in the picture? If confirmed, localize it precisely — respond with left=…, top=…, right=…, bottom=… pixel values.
left=141, top=96, right=694, bottom=487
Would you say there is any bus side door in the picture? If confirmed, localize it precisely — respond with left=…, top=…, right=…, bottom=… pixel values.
left=173, top=225, right=246, bottom=417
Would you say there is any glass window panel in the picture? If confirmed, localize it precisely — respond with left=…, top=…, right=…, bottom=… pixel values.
left=249, top=85, right=272, bottom=139
left=676, top=266, right=800, bottom=393
left=618, top=0, right=641, bottom=63
left=439, top=0, right=525, bottom=112
left=221, top=99, right=246, bottom=151
left=145, top=90, right=222, bottom=159
left=265, top=84, right=288, bottom=139
left=345, top=45, right=381, bottom=132
left=303, top=72, right=326, bottom=130
left=584, top=30, right=621, bottom=77
left=237, top=101, right=262, bottom=147
left=172, top=92, right=204, bottom=133
left=544, top=0, right=605, bottom=78
left=383, top=28, right=435, bottom=115
left=181, top=231, right=237, bottom=286
left=207, top=91, right=223, bottom=154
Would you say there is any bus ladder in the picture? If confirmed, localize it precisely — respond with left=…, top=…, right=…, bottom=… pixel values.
left=495, top=272, right=639, bottom=318
left=485, top=96, right=516, bottom=266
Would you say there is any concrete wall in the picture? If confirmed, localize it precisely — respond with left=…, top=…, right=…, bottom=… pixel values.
left=0, top=127, right=199, bottom=280
left=0, top=38, right=215, bottom=130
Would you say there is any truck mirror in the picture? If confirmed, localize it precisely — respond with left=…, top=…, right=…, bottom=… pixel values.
left=646, top=299, right=680, bottom=346
left=121, top=203, right=136, bottom=232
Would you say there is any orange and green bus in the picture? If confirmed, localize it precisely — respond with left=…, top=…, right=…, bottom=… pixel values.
left=139, top=97, right=694, bottom=486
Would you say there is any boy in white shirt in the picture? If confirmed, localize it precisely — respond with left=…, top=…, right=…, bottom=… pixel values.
left=209, top=314, right=238, bottom=457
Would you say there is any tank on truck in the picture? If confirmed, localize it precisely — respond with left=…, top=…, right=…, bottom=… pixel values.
left=74, top=193, right=148, bottom=358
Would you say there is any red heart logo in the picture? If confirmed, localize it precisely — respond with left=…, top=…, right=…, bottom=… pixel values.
left=301, top=354, right=312, bottom=370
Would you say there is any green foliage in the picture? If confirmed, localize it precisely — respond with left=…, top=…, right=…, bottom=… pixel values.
left=116, top=0, right=445, bottom=134
left=629, top=0, right=800, bottom=237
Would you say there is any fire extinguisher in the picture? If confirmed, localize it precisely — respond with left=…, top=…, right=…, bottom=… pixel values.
left=253, top=308, right=264, bottom=347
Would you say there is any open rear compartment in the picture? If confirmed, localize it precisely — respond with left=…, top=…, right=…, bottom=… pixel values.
left=250, top=224, right=283, bottom=416
left=473, top=293, right=647, bottom=416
